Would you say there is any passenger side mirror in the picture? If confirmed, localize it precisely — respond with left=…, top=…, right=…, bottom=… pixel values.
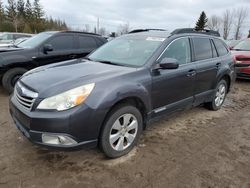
left=158, top=58, right=179, bottom=69
left=43, top=44, right=53, bottom=54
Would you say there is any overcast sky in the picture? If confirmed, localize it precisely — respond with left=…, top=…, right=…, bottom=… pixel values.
left=3, top=0, right=250, bottom=37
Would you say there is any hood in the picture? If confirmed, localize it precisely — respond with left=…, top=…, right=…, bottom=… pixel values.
left=231, top=50, right=250, bottom=63
left=231, top=50, right=250, bottom=57
left=20, top=59, right=136, bottom=97
left=0, top=47, right=24, bottom=53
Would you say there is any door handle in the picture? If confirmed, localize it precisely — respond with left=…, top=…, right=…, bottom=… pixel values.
left=69, top=55, right=77, bottom=59
left=187, top=70, right=196, bottom=77
left=216, top=63, right=221, bottom=69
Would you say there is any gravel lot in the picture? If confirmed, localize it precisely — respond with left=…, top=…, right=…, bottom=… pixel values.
left=0, top=80, right=250, bottom=188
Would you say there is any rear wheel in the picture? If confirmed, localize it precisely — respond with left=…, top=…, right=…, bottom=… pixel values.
left=206, top=79, right=228, bottom=111
left=2, top=68, right=27, bottom=94
left=100, top=104, right=143, bottom=158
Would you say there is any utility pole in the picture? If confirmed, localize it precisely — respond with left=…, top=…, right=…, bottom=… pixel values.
left=97, top=17, right=99, bottom=34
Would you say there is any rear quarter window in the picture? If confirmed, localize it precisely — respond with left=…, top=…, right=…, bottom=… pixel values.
left=193, top=37, right=213, bottom=61
left=213, top=39, right=229, bottom=56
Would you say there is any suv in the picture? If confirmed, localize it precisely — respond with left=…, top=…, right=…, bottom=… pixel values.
left=0, top=31, right=107, bottom=93
left=0, top=32, right=33, bottom=44
left=9, top=29, right=235, bottom=158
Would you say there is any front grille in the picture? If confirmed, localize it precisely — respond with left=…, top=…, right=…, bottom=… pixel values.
left=14, top=82, right=38, bottom=110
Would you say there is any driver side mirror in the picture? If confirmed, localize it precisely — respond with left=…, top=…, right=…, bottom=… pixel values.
left=157, top=58, right=179, bottom=70
left=43, top=44, right=53, bottom=54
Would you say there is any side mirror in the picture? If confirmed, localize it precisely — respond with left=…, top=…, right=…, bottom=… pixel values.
left=158, top=58, right=179, bottom=70
left=43, top=44, right=53, bottom=54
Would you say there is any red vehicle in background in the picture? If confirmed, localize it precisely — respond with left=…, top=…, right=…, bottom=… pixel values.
left=231, top=39, right=250, bottom=79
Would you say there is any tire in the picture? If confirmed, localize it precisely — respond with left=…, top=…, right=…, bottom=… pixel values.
left=206, top=79, right=228, bottom=111
left=2, top=68, right=27, bottom=94
left=100, top=104, right=143, bottom=158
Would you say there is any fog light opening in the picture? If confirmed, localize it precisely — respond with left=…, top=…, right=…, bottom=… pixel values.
left=42, top=134, right=77, bottom=146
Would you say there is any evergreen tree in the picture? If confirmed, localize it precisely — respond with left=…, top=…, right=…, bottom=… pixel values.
left=1, top=0, right=68, bottom=33
left=17, top=0, right=25, bottom=17
left=17, top=0, right=25, bottom=31
left=25, top=0, right=32, bottom=21
left=0, top=0, right=5, bottom=31
left=195, top=11, right=208, bottom=30
left=5, top=0, right=18, bottom=32
left=33, top=0, right=43, bottom=19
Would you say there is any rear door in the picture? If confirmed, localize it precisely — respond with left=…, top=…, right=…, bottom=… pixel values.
left=36, top=34, right=76, bottom=66
left=191, top=37, right=220, bottom=105
left=75, top=35, right=98, bottom=58
left=151, top=37, right=196, bottom=115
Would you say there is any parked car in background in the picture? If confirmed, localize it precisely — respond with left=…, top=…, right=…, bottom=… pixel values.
left=226, top=40, right=241, bottom=50
left=0, top=32, right=4, bottom=40
left=232, top=39, right=250, bottom=79
left=9, top=28, right=235, bottom=158
left=0, top=31, right=107, bottom=93
left=0, top=37, right=30, bottom=48
left=0, top=32, right=33, bottom=44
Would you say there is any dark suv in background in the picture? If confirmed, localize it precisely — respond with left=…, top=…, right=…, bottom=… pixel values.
left=10, top=28, right=235, bottom=158
left=0, top=31, right=107, bottom=93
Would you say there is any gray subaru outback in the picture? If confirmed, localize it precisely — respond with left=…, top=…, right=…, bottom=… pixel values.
left=10, top=28, right=235, bottom=158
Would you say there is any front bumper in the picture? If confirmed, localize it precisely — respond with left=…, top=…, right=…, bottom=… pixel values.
left=236, top=66, right=250, bottom=79
left=9, top=95, right=107, bottom=149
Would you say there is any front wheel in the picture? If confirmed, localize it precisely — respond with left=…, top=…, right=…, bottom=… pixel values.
left=206, top=79, right=228, bottom=111
left=2, top=68, right=27, bottom=94
left=100, top=105, right=143, bottom=158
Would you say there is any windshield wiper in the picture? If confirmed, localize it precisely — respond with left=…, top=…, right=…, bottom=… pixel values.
left=97, top=60, right=124, bottom=66
left=12, top=44, right=20, bottom=48
left=233, top=49, right=250, bottom=51
left=83, top=57, right=92, bottom=61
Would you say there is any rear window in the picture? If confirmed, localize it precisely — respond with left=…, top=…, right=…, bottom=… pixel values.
left=213, top=39, right=228, bottom=56
left=193, top=38, right=213, bottom=61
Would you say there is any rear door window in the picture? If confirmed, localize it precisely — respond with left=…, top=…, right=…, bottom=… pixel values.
left=193, top=37, right=213, bottom=61
left=213, top=39, right=228, bottom=56
left=79, top=36, right=97, bottom=49
left=47, top=35, right=74, bottom=51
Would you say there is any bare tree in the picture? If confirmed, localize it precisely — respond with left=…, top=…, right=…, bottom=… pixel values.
left=117, top=22, right=130, bottom=35
left=99, top=27, right=106, bottom=36
left=222, top=9, right=234, bottom=39
left=234, top=7, right=248, bottom=40
left=207, top=15, right=221, bottom=31
left=84, top=24, right=90, bottom=32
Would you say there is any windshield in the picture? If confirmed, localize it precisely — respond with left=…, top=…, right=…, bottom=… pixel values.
left=233, top=40, right=250, bottom=51
left=18, top=33, right=52, bottom=48
left=88, top=35, right=165, bottom=67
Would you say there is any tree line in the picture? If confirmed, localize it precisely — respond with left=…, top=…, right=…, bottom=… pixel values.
left=0, top=0, right=68, bottom=33
left=195, top=8, right=249, bottom=40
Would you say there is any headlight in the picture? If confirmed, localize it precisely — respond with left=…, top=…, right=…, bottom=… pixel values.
left=37, top=83, right=95, bottom=111
left=236, top=60, right=242, bottom=64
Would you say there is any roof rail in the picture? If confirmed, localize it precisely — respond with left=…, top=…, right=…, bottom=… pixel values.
left=129, top=29, right=167, bottom=34
left=60, top=30, right=101, bottom=36
left=171, top=28, right=220, bottom=37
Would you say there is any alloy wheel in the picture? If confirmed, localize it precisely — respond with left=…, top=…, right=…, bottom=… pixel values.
left=215, top=83, right=226, bottom=107
left=109, top=113, right=138, bottom=151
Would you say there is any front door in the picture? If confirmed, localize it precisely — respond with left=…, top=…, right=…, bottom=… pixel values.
left=151, top=37, right=195, bottom=115
left=36, top=34, right=76, bottom=66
